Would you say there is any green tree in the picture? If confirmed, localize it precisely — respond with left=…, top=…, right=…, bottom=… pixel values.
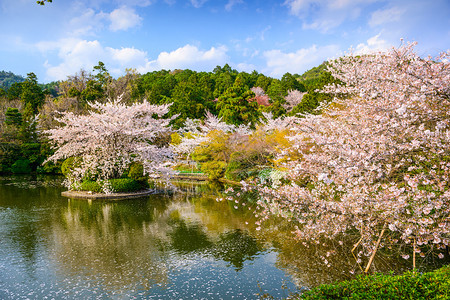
left=4, top=107, right=22, bottom=126
left=281, top=72, right=306, bottom=92
left=169, top=77, right=207, bottom=128
left=216, top=77, right=261, bottom=127
left=93, top=61, right=112, bottom=88
left=81, top=80, right=104, bottom=103
left=20, top=73, right=45, bottom=114
left=255, top=74, right=272, bottom=92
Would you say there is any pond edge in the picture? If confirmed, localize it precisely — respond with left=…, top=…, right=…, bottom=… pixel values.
left=61, top=189, right=155, bottom=200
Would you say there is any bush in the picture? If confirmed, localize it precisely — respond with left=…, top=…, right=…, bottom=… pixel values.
left=127, top=162, right=144, bottom=180
left=300, top=265, right=450, bottom=300
left=225, top=151, right=268, bottom=181
left=78, top=178, right=149, bottom=193
left=11, top=159, right=32, bottom=174
left=200, top=160, right=227, bottom=180
left=61, top=157, right=76, bottom=177
left=79, top=180, right=102, bottom=193
left=109, top=178, right=148, bottom=193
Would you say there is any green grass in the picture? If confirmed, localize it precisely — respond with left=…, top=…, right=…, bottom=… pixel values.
left=300, top=265, right=450, bottom=300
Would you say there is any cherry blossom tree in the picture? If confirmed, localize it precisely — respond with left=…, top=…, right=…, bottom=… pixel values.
left=44, top=98, right=174, bottom=192
left=247, top=42, right=450, bottom=272
left=283, top=89, right=306, bottom=113
left=250, top=86, right=270, bottom=107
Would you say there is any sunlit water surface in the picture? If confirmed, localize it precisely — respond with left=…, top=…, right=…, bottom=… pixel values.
left=0, top=176, right=299, bottom=299
left=0, top=175, right=426, bottom=299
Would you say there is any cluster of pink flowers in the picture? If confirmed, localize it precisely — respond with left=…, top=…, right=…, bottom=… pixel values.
left=251, top=42, right=449, bottom=266
left=44, top=98, right=174, bottom=192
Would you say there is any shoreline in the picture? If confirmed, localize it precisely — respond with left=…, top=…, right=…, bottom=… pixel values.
left=61, top=189, right=155, bottom=200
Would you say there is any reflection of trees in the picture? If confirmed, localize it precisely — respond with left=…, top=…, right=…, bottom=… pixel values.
left=50, top=195, right=172, bottom=292
left=257, top=218, right=413, bottom=288
left=212, top=229, right=261, bottom=271
left=0, top=175, right=65, bottom=278
left=1, top=177, right=424, bottom=294
left=168, top=218, right=212, bottom=254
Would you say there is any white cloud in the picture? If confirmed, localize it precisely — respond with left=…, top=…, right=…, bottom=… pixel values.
left=284, top=0, right=378, bottom=32
left=68, top=8, right=107, bottom=36
left=369, top=6, right=405, bottom=27
left=109, top=6, right=142, bottom=31
left=115, top=0, right=155, bottom=7
left=263, top=44, right=341, bottom=77
left=355, top=33, right=392, bottom=54
left=42, top=38, right=106, bottom=80
left=138, top=44, right=229, bottom=73
left=225, top=0, right=243, bottom=11
left=37, top=38, right=150, bottom=80
left=108, top=47, right=148, bottom=66
left=236, top=62, right=257, bottom=73
left=190, top=0, right=208, bottom=8
left=39, top=39, right=229, bottom=81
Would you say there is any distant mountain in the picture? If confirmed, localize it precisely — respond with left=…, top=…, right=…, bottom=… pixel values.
left=0, top=71, right=25, bottom=90
left=297, top=61, right=329, bottom=82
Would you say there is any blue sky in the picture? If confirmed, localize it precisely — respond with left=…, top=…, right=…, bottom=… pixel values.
left=1, top=0, right=449, bottom=83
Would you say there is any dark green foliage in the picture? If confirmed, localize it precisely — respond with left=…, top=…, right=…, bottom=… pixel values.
left=297, top=61, right=329, bottom=82
left=7, top=82, right=23, bottom=100
left=81, top=80, right=104, bottom=102
left=79, top=180, right=102, bottom=193
left=37, top=0, right=52, bottom=5
left=0, top=71, right=25, bottom=90
left=127, top=162, right=144, bottom=180
left=79, top=178, right=149, bottom=193
left=61, top=157, right=77, bottom=177
left=216, top=78, right=261, bottom=127
left=255, top=74, right=272, bottom=91
left=40, top=81, right=60, bottom=98
left=20, top=73, right=45, bottom=114
left=108, top=178, right=148, bottom=192
left=4, top=107, right=22, bottom=126
left=11, top=159, right=32, bottom=174
left=281, top=72, right=306, bottom=92
left=300, top=265, right=450, bottom=300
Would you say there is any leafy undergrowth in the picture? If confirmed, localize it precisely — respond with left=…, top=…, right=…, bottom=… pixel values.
left=299, top=265, right=450, bottom=300
left=79, top=178, right=149, bottom=193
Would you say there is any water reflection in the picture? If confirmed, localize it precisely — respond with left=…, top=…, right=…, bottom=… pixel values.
left=1, top=177, right=440, bottom=299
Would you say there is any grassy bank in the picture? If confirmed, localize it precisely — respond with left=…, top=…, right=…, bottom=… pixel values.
left=299, top=264, right=450, bottom=300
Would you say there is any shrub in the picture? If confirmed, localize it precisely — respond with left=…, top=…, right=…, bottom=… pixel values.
left=300, top=265, right=450, bottom=300
left=11, top=159, right=32, bottom=174
left=127, top=162, right=144, bottom=180
left=79, top=180, right=102, bottom=193
left=78, top=178, right=149, bottom=193
left=61, top=157, right=76, bottom=177
left=225, top=151, right=268, bottom=181
left=200, top=160, right=227, bottom=180
left=109, top=178, right=148, bottom=193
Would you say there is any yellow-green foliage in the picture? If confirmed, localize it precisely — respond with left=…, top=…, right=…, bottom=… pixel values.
left=192, top=130, right=231, bottom=162
left=127, top=162, right=144, bottom=180
left=201, top=160, right=227, bottom=180
left=170, top=132, right=182, bottom=145
left=190, top=128, right=297, bottom=181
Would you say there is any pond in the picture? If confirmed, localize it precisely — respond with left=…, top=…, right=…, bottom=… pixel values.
left=0, top=176, right=416, bottom=299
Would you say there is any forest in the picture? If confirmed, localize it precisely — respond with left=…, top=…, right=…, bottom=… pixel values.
left=0, top=61, right=333, bottom=176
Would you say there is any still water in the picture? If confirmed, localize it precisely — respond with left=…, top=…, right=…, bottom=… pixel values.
left=0, top=176, right=413, bottom=299
left=0, top=176, right=300, bottom=299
